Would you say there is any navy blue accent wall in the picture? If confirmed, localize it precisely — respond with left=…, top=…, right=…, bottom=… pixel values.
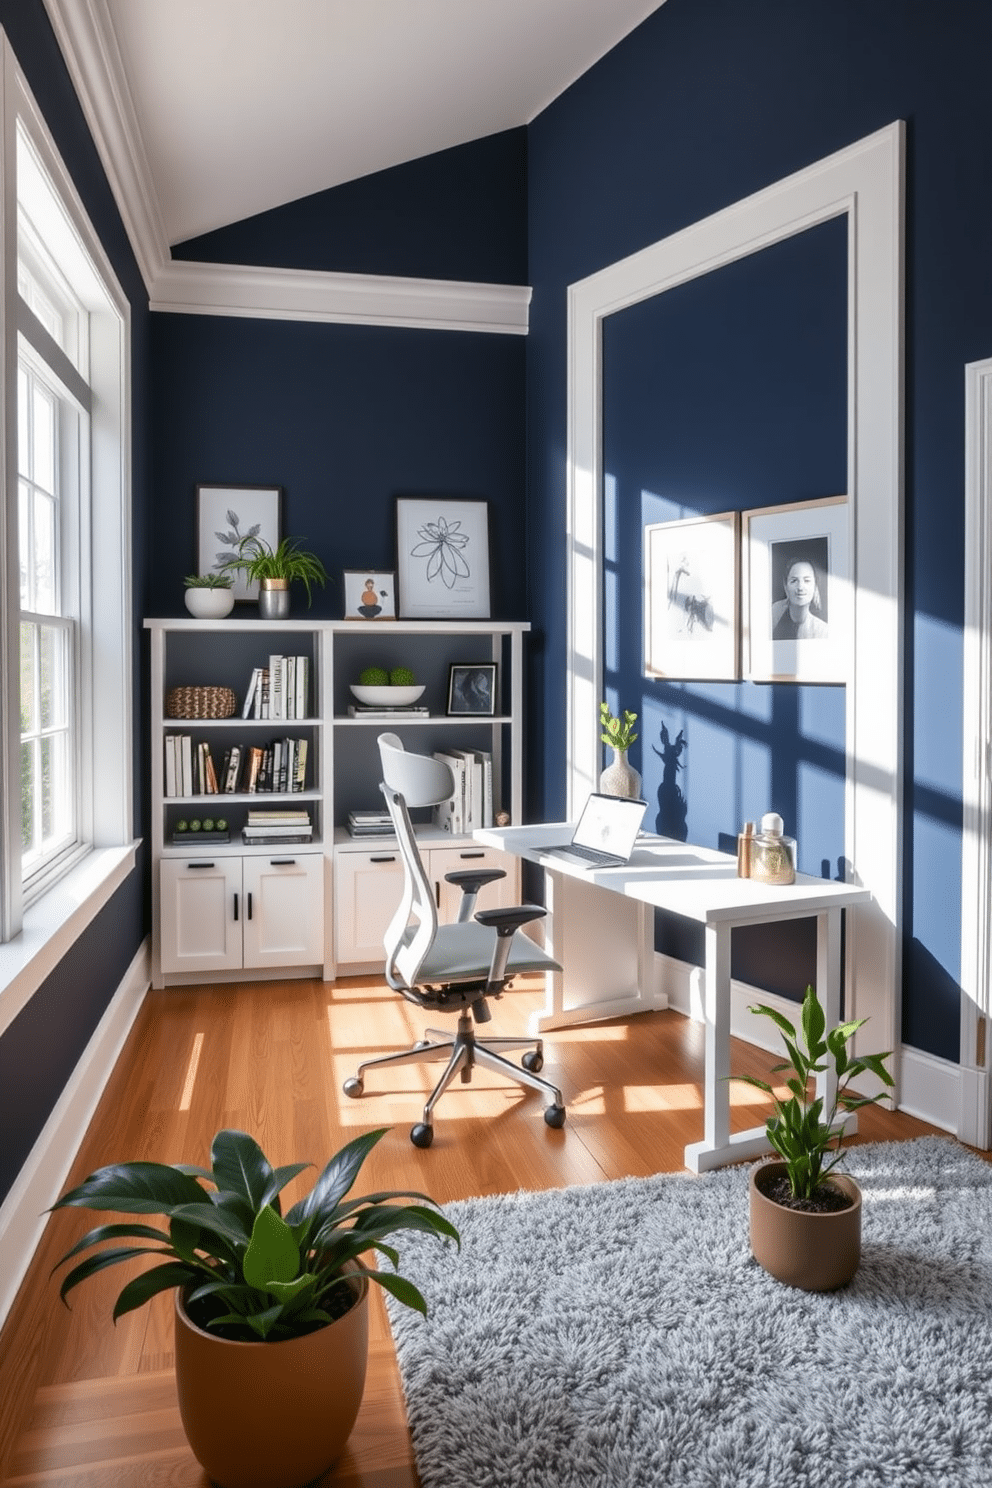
left=527, top=0, right=992, bottom=1059
left=148, top=315, right=527, bottom=620
left=0, top=3, right=149, bottom=1207
left=172, top=129, right=528, bottom=285
left=602, top=217, right=847, bottom=995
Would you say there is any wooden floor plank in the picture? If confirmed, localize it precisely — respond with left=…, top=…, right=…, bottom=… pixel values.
left=0, top=973, right=949, bottom=1486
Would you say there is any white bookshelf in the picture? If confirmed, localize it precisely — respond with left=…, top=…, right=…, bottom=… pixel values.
left=146, top=618, right=529, bottom=985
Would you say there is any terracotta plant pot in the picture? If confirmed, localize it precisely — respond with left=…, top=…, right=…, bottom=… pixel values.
left=749, top=1160, right=862, bottom=1292
left=173, top=1270, right=369, bottom=1488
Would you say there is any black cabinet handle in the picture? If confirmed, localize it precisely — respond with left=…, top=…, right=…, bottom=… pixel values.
left=370, top=855, right=397, bottom=863
left=188, top=861, right=214, bottom=870
left=270, top=858, right=295, bottom=866
left=233, top=893, right=239, bottom=922
left=459, top=851, right=485, bottom=860
left=247, top=893, right=253, bottom=920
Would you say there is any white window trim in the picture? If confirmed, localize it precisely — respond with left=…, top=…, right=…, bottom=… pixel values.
left=0, top=30, right=135, bottom=997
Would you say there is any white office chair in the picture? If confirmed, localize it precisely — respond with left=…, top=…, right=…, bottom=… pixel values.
left=342, top=732, right=566, bottom=1147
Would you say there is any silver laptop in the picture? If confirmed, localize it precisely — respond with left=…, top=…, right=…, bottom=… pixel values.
left=541, top=793, right=648, bottom=869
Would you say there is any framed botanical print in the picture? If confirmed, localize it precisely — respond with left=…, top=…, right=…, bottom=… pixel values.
left=196, top=484, right=282, bottom=602
left=396, top=496, right=491, bottom=619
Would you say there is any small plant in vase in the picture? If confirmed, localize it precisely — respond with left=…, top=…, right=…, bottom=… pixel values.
left=736, top=983, right=894, bottom=1290
left=52, top=1126, right=458, bottom=1487
left=222, top=535, right=329, bottom=619
left=599, top=701, right=641, bottom=798
left=183, top=573, right=234, bottom=619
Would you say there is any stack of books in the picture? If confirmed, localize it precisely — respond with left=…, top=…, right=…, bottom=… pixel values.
left=347, top=809, right=394, bottom=839
left=242, top=655, right=311, bottom=720
left=347, top=702, right=429, bottom=718
left=431, top=749, right=494, bottom=835
left=242, top=809, right=313, bottom=845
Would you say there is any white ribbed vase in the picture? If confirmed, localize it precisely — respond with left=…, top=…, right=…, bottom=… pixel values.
left=599, top=747, right=641, bottom=799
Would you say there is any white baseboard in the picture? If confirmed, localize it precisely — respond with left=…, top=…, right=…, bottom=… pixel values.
left=0, top=936, right=150, bottom=1330
left=897, top=1044, right=960, bottom=1136
left=656, top=950, right=964, bottom=1139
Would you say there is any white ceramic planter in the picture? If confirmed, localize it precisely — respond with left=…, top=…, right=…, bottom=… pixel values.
left=184, top=586, right=235, bottom=619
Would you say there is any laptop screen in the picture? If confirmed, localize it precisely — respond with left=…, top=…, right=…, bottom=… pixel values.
left=572, top=793, right=647, bottom=859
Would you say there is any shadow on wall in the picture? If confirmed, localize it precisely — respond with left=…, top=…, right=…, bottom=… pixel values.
left=653, top=722, right=688, bottom=840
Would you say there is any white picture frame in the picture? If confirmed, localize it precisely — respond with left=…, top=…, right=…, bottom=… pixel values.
left=396, top=496, right=491, bottom=619
left=342, top=570, right=396, bottom=620
left=644, top=511, right=739, bottom=680
left=196, top=484, right=282, bottom=602
left=743, top=495, right=851, bottom=683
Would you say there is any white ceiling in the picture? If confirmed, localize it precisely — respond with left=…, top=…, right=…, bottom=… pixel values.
left=94, top=0, right=665, bottom=249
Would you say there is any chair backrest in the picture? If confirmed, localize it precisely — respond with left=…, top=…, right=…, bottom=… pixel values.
left=377, top=733, right=454, bottom=988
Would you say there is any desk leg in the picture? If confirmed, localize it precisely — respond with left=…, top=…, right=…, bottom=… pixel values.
left=816, top=906, right=857, bottom=1139
left=684, top=920, right=775, bottom=1174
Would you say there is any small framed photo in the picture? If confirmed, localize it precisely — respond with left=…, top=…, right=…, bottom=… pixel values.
left=743, top=495, right=850, bottom=683
left=447, top=663, right=498, bottom=716
left=196, top=484, right=282, bottom=602
left=396, top=496, right=491, bottom=619
left=644, top=511, right=739, bottom=680
left=343, top=570, right=396, bottom=620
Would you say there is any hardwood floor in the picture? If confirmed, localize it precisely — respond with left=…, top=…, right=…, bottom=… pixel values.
left=0, top=974, right=945, bottom=1486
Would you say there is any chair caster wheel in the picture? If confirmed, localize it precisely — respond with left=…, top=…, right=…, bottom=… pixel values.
left=522, top=1050, right=544, bottom=1074
left=411, top=1122, right=434, bottom=1148
left=343, top=1077, right=364, bottom=1098
left=544, top=1104, right=566, bottom=1129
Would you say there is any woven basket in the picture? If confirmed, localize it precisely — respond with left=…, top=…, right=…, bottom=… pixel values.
left=165, top=685, right=237, bottom=720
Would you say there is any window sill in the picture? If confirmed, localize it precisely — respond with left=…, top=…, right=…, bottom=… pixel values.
left=0, top=842, right=140, bottom=1039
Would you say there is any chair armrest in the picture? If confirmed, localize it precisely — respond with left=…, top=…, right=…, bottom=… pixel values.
left=474, top=905, right=547, bottom=936
left=444, top=869, right=505, bottom=893
left=475, top=904, right=548, bottom=989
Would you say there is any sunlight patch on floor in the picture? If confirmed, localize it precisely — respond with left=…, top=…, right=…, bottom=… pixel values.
left=178, top=1032, right=204, bottom=1111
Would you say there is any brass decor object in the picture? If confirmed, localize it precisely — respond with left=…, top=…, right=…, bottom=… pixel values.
left=165, top=685, right=237, bottom=720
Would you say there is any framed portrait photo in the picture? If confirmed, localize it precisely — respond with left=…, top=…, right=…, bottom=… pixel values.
left=644, top=511, right=739, bottom=680
left=196, top=484, right=282, bottom=602
left=343, top=570, right=396, bottom=620
left=743, top=495, right=851, bottom=683
left=396, top=496, right=491, bottom=619
left=447, top=662, right=498, bottom=716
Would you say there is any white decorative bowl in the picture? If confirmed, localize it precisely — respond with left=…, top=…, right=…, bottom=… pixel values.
left=350, top=684, right=425, bottom=707
left=185, top=586, right=235, bottom=619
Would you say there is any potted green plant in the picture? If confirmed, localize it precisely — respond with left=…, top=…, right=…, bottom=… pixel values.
left=735, top=984, right=894, bottom=1291
left=52, top=1126, right=458, bottom=1488
left=184, top=572, right=235, bottom=619
left=599, top=700, right=641, bottom=798
left=222, top=534, right=329, bottom=618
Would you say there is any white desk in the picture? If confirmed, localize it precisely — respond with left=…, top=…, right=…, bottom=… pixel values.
left=474, top=823, right=871, bottom=1173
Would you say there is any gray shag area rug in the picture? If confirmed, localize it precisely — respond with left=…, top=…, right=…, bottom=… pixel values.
left=384, top=1137, right=992, bottom=1488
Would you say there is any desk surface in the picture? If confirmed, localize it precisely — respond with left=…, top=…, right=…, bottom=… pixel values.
left=475, top=822, right=871, bottom=924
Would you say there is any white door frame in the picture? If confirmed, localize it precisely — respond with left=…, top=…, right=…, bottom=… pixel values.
left=960, top=356, right=992, bottom=1147
left=566, top=122, right=905, bottom=1077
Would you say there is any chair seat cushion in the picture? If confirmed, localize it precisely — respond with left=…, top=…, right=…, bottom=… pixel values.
left=416, top=922, right=560, bottom=984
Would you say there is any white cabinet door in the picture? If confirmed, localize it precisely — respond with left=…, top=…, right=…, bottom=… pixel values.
left=334, top=849, right=405, bottom=965
left=160, top=858, right=242, bottom=974
left=429, top=845, right=519, bottom=923
left=242, top=854, right=324, bottom=970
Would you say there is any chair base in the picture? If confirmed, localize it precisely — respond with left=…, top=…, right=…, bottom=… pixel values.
left=343, top=1013, right=566, bottom=1146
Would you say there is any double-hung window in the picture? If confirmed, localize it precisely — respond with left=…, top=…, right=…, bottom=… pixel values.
left=0, top=34, right=132, bottom=948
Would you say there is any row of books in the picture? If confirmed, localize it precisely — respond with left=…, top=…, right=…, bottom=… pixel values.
left=242, top=808, right=313, bottom=845
left=165, top=735, right=309, bottom=796
left=432, top=749, right=494, bottom=834
left=347, top=809, right=394, bottom=839
left=242, top=655, right=311, bottom=720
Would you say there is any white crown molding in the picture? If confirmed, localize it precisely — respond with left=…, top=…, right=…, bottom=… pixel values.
left=41, top=1, right=532, bottom=334
left=42, top=0, right=168, bottom=289
left=151, top=260, right=532, bottom=333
